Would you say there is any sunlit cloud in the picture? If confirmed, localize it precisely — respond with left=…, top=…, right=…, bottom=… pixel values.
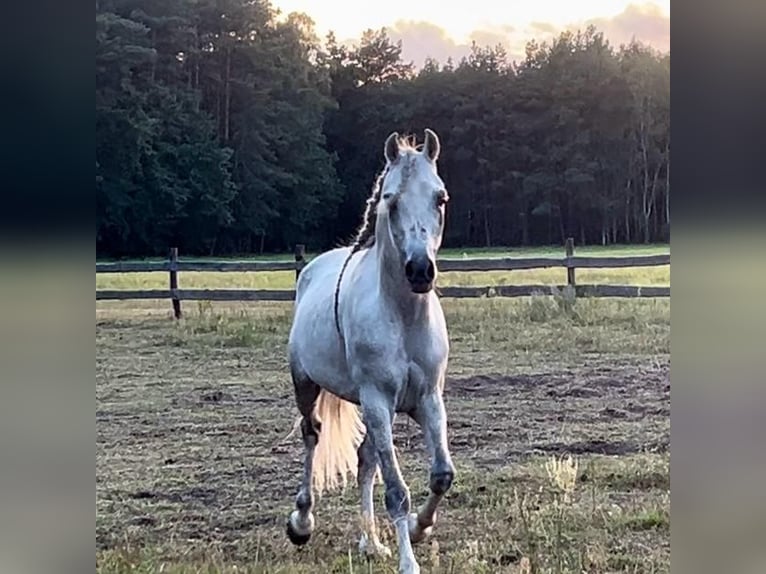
left=387, top=21, right=472, bottom=67
left=339, top=2, right=669, bottom=69
left=529, top=21, right=558, bottom=35
left=582, top=3, right=669, bottom=53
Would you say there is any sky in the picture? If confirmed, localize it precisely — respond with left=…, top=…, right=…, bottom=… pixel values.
left=271, top=0, right=670, bottom=67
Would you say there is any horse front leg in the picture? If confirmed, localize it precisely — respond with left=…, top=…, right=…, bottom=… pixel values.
left=360, top=387, right=420, bottom=574
left=357, top=432, right=391, bottom=559
left=409, top=391, right=455, bottom=543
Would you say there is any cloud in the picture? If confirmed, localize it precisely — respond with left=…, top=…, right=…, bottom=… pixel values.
left=381, top=20, right=526, bottom=68
left=385, top=20, right=473, bottom=67
left=468, top=29, right=512, bottom=49
left=342, top=3, right=669, bottom=70
left=584, top=3, right=669, bottom=53
left=530, top=21, right=558, bottom=35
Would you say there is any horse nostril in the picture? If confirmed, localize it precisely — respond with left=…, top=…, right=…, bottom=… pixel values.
left=425, top=260, right=435, bottom=281
left=405, top=261, right=415, bottom=280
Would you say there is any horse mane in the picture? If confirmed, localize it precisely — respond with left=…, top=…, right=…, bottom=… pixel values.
left=333, top=134, right=420, bottom=334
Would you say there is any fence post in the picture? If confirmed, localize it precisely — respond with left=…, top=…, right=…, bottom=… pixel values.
left=565, top=237, right=576, bottom=288
left=169, top=247, right=182, bottom=319
left=294, top=244, right=306, bottom=281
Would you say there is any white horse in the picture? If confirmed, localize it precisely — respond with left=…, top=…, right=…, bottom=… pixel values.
left=285, top=129, right=455, bottom=574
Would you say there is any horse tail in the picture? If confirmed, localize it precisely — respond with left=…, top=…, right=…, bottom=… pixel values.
left=312, top=389, right=365, bottom=495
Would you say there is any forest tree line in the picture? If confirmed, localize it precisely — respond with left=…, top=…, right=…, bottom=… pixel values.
left=96, top=0, right=670, bottom=257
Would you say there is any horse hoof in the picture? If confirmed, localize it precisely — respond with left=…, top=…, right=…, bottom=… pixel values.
left=359, top=533, right=392, bottom=559
left=286, top=511, right=313, bottom=546
left=286, top=519, right=311, bottom=545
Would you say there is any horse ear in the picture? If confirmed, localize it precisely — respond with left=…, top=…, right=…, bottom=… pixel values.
left=384, top=132, right=400, bottom=164
left=423, top=128, right=440, bottom=162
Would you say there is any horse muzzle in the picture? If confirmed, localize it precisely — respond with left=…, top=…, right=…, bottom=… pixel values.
left=404, top=255, right=436, bottom=293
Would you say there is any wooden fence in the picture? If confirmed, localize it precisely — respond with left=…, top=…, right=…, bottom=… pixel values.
left=96, top=239, right=670, bottom=318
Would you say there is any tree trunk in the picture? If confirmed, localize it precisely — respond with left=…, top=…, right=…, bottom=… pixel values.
left=639, top=122, right=651, bottom=244
left=665, top=141, right=670, bottom=227
left=624, top=179, right=632, bottom=243
left=215, top=85, right=221, bottom=138
left=483, top=204, right=492, bottom=248
left=547, top=210, right=553, bottom=245
left=150, top=29, right=157, bottom=83
left=223, top=46, right=231, bottom=143
left=558, top=211, right=566, bottom=246
left=643, top=210, right=650, bottom=243
left=520, top=211, right=529, bottom=246
left=193, top=24, right=200, bottom=93
left=643, top=162, right=661, bottom=243
left=208, top=235, right=217, bottom=257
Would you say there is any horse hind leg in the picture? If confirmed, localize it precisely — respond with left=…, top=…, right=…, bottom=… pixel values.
left=286, top=373, right=320, bottom=546
left=357, top=432, right=391, bottom=559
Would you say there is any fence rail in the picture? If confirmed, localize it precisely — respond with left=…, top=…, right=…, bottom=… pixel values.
left=96, top=284, right=669, bottom=302
left=95, top=254, right=670, bottom=274
left=96, top=240, right=669, bottom=318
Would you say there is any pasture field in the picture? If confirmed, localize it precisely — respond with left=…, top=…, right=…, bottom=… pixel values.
left=97, top=251, right=670, bottom=574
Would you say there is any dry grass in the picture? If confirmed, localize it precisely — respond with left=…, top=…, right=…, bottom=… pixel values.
left=96, top=264, right=669, bottom=574
left=96, top=267, right=669, bottom=292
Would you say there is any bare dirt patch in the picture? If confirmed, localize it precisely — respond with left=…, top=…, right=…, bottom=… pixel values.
left=423, top=363, right=669, bottom=468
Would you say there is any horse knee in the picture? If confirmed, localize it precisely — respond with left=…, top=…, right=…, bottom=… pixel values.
left=429, top=468, right=455, bottom=496
left=357, top=436, right=375, bottom=476
left=384, top=483, right=411, bottom=519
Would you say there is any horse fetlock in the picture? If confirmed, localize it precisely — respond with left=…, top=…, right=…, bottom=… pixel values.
left=428, top=469, right=455, bottom=496
left=286, top=510, right=314, bottom=546
left=407, top=512, right=433, bottom=544
left=358, top=532, right=392, bottom=559
left=296, top=491, right=313, bottom=512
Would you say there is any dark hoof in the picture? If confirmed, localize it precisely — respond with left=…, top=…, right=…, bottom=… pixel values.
left=286, top=519, right=311, bottom=546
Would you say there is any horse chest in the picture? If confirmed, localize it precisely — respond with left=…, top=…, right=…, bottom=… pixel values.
left=400, top=330, right=447, bottom=395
